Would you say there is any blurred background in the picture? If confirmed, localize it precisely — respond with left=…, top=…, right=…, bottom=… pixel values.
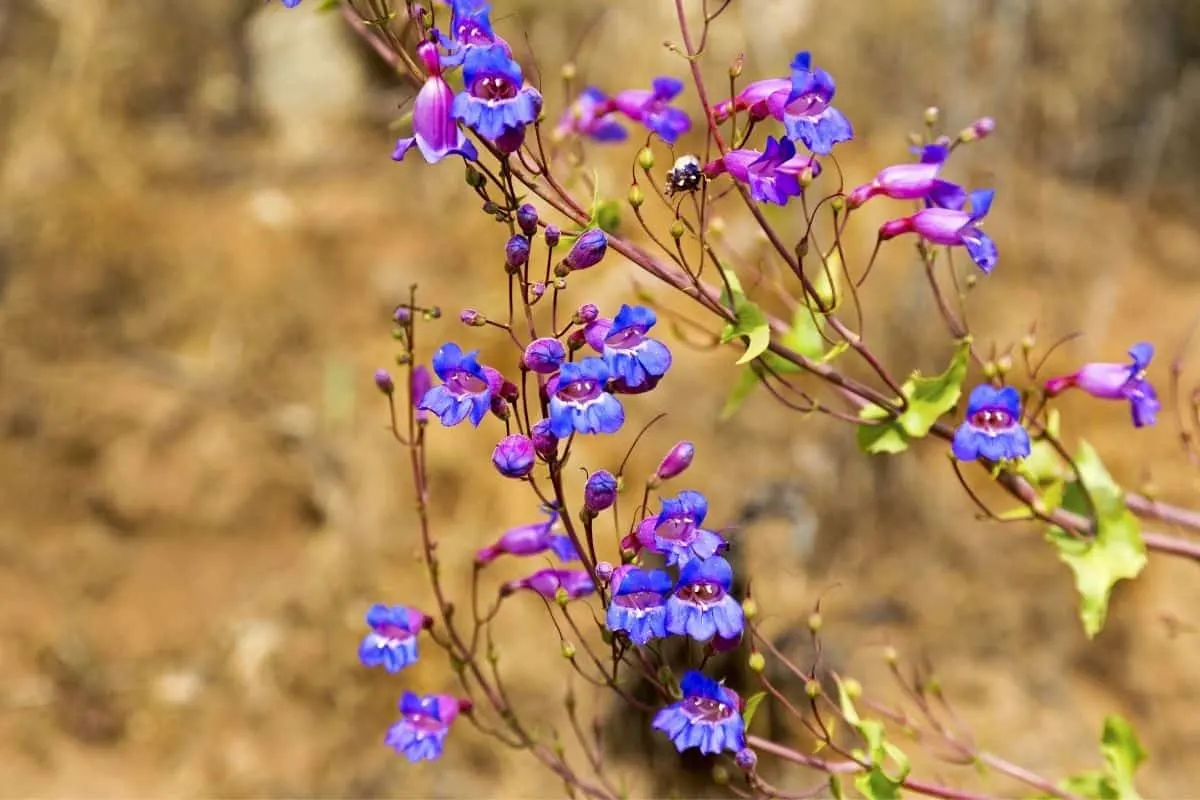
left=2, top=0, right=1200, bottom=796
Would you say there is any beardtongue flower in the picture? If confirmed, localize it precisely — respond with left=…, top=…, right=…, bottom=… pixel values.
left=1045, top=342, right=1160, bottom=428
left=652, top=441, right=695, bottom=485
left=410, top=364, right=433, bottom=424
left=652, top=671, right=746, bottom=755
left=611, top=77, right=693, bottom=144
left=563, top=229, right=608, bottom=271
left=879, top=187, right=998, bottom=274
left=847, top=143, right=952, bottom=208
left=601, top=304, right=672, bottom=392
left=436, top=0, right=511, bottom=66
left=666, top=555, right=745, bottom=642
left=703, top=135, right=819, bottom=206
left=625, top=491, right=726, bottom=566
left=385, top=693, right=469, bottom=762
left=584, top=470, right=619, bottom=514
left=452, top=44, right=543, bottom=151
left=358, top=605, right=429, bottom=673
left=605, top=567, right=673, bottom=645
left=712, top=78, right=791, bottom=124
left=778, top=51, right=853, bottom=155
left=492, top=434, right=536, bottom=478
left=418, top=342, right=502, bottom=427
left=952, top=384, right=1032, bottom=462
left=554, top=87, right=629, bottom=142
left=523, top=337, right=566, bottom=374
left=392, top=42, right=478, bottom=165
left=503, top=568, right=596, bottom=601
left=476, top=507, right=578, bottom=564
left=547, top=357, right=625, bottom=437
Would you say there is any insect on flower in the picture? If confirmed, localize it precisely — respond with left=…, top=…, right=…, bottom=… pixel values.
left=665, top=154, right=705, bottom=197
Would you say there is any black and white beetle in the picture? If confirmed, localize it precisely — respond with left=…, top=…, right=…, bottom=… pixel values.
left=664, top=154, right=704, bottom=197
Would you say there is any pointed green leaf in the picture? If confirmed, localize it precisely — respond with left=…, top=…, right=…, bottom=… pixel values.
left=1046, top=442, right=1147, bottom=638
left=593, top=199, right=622, bottom=234
left=857, top=403, right=910, bottom=454
left=828, top=776, right=845, bottom=800
left=1101, top=715, right=1145, bottom=800
left=741, top=691, right=767, bottom=729
left=836, top=677, right=909, bottom=797
left=722, top=302, right=771, bottom=365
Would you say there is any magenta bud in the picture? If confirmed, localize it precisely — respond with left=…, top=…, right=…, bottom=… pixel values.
left=410, top=365, right=432, bottom=421
left=499, top=379, right=519, bottom=403
left=734, top=748, right=757, bottom=771
left=506, top=235, right=531, bottom=269
left=575, top=303, right=599, bottom=324
left=963, top=116, right=995, bottom=142
left=492, top=434, right=535, bottom=478
left=530, top=281, right=546, bottom=300
left=530, top=419, right=559, bottom=460
left=489, top=394, right=510, bottom=420
left=523, top=337, right=567, bottom=374
left=508, top=568, right=595, bottom=600
left=654, top=441, right=694, bottom=482
left=517, top=203, right=539, bottom=236
left=566, top=329, right=587, bottom=352
left=460, top=308, right=485, bottom=326
left=564, top=229, right=608, bottom=270
left=477, top=509, right=563, bottom=564
left=584, top=470, right=618, bottom=513
left=595, top=561, right=614, bottom=581
left=374, top=368, right=395, bottom=396
left=544, top=225, right=561, bottom=248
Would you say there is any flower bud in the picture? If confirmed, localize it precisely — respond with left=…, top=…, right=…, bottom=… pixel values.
left=564, top=229, right=608, bottom=270
left=410, top=365, right=432, bottom=422
left=923, top=106, right=939, bottom=126
left=392, top=305, right=412, bottom=324
left=492, top=435, right=535, bottom=478
left=566, top=329, right=587, bottom=352
left=465, top=164, right=486, bottom=188
left=490, top=394, right=510, bottom=421
left=807, top=612, right=822, bottom=633
left=374, top=368, right=394, bottom=396
left=560, top=641, right=576, bottom=659
left=516, top=203, right=539, bottom=236
left=712, top=766, right=730, bottom=786
left=575, top=303, right=599, bottom=324
left=595, top=560, right=614, bottom=581
left=729, top=53, right=744, bottom=79
left=637, top=147, right=655, bottom=170
left=804, top=679, right=822, bottom=698
left=748, top=651, right=766, bottom=673
left=529, top=281, right=546, bottom=301
left=742, top=597, right=758, bottom=620
left=669, top=220, right=685, bottom=239
left=843, top=678, right=862, bottom=699
left=628, top=184, right=645, bottom=208
left=523, top=337, right=566, bottom=374
left=1020, top=332, right=1036, bottom=352
left=959, top=116, right=995, bottom=143
left=460, top=308, right=486, bottom=326
left=734, top=748, right=757, bottom=771
left=584, top=470, right=618, bottom=513
left=530, top=419, right=559, bottom=460
left=506, top=234, right=531, bottom=270
left=996, top=354, right=1013, bottom=375
left=653, top=440, right=694, bottom=484
left=544, top=224, right=561, bottom=248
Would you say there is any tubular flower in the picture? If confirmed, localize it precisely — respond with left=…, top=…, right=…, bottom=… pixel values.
left=879, top=187, right=998, bottom=274
left=703, top=135, right=819, bottom=206
left=504, top=568, right=596, bottom=601
left=1045, top=342, right=1160, bottom=428
left=602, top=304, right=672, bottom=393
left=780, top=51, right=853, bottom=155
left=418, top=342, right=502, bottom=427
left=358, top=605, right=428, bottom=673
left=652, top=671, right=746, bottom=755
left=476, top=507, right=577, bottom=565
left=606, top=567, right=673, bottom=645
left=554, top=87, right=628, bottom=142
left=547, top=358, right=625, bottom=437
left=712, top=78, right=791, bottom=123
left=611, top=77, right=692, bottom=144
left=666, top=555, right=744, bottom=642
left=952, top=385, right=1032, bottom=462
left=436, top=0, right=511, bottom=66
left=392, top=42, right=478, bottom=164
left=626, top=491, right=725, bottom=567
left=452, top=44, right=542, bottom=151
left=847, top=143, right=951, bottom=207
left=385, top=693, right=467, bottom=762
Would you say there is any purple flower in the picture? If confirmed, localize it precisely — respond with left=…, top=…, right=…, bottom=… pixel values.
left=666, top=556, right=744, bottom=642
left=504, top=568, right=596, bottom=601
left=411, top=364, right=433, bottom=423
left=436, top=0, right=510, bottom=67
left=476, top=507, right=577, bottom=564
left=612, top=77, right=692, bottom=144
left=564, top=229, right=608, bottom=270
left=555, top=87, right=628, bottom=142
left=584, top=470, right=618, bottom=513
left=1045, top=343, right=1160, bottom=428
left=847, top=143, right=951, bottom=208
left=779, top=52, right=853, bottom=155
left=530, top=418, right=559, bottom=459
left=506, top=234, right=531, bottom=269
left=452, top=44, right=542, bottom=149
left=392, top=42, right=478, bottom=165
left=492, top=434, right=536, bottom=478
left=601, top=304, right=672, bottom=392
left=606, top=567, right=672, bottom=645
left=655, top=441, right=695, bottom=482
left=359, top=604, right=427, bottom=673
left=385, top=693, right=466, bottom=762
left=419, top=342, right=501, bottom=427
left=652, top=670, right=745, bottom=755
left=952, top=385, right=1032, bottom=462
left=281, top=0, right=302, bottom=7
left=523, top=337, right=566, bottom=374
left=547, top=358, right=625, bottom=437
left=703, top=135, right=818, bottom=206
left=516, top=204, right=539, bottom=235
left=626, top=491, right=725, bottom=567
left=576, top=303, right=600, bottom=324
left=880, top=187, right=998, bottom=274
left=712, top=78, right=791, bottom=123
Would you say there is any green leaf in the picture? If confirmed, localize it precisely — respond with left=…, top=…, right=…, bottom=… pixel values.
left=316, top=0, right=342, bottom=11
left=1101, top=715, right=1145, bottom=799
left=741, top=691, right=766, bottom=729
left=1046, top=442, right=1147, bottom=638
left=593, top=199, right=622, bottom=234
left=836, top=677, right=910, bottom=798
left=828, top=776, right=845, bottom=800
left=716, top=264, right=771, bottom=366
left=855, top=339, right=971, bottom=454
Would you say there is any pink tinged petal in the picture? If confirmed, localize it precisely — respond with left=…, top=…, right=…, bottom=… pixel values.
left=411, top=77, right=465, bottom=162
left=715, top=150, right=760, bottom=182
left=910, top=207, right=972, bottom=245
left=1072, top=363, right=1133, bottom=400
left=873, top=162, right=940, bottom=200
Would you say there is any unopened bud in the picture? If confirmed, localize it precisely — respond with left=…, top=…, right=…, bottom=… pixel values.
left=554, top=261, right=571, bottom=278
left=584, top=470, right=618, bottom=514
left=637, top=147, right=655, bottom=171
left=575, top=303, right=599, bottom=324
left=959, top=116, right=995, bottom=143
left=923, top=106, right=939, bottom=126
left=564, top=229, right=608, bottom=270
left=561, top=62, right=577, bottom=82
left=628, top=184, right=645, bottom=208
left=748, top=651, right=766, bottom=673
left=829, top=195, right=845, bottom=213
left=561, top=641, right=577, bottom=659
left=964, top=273, right=978, bottom=289
left=669, top=220, right=685, bottom=239
left=742, top=597, right=758, bottom=620
left=653, top=440, right=695, bottom=484
left=595, top=561, right=614, bottom=581
left=555, top=587, right=570, bottom=607
left=712, top=766, right=730, bottom=786
left=982, top=361, right=998, bottom=379
left=804, top=679, right=822, bottom=698
left=883, top=646, right=898, bottom=666
left=1020, top=333, right=1036, bottom=352
left=423, top=306, right=442, bottom=320
left=529, top=281, right=546, bottom=301
left=807, top=612, right=822, bottom=633
left=729, top=53, right=745, bottom=79
left=517, top=203, right=539, bottom=236
left=544, top=225, right=561, bottom=248
left=460, top=308, right=486, bottom=326
left=734, top=748, right=757, bottom=771
left=996, top=354, right=1013, bottom=375
left=505, top=234, right=531, bottom=270
left=374, top=369, right=394, bottom=396
left=843, top=678, right=862, bottom=699
left=708, top=216, right=726, bottom=237
left=465, top=164, right=486, bottom=188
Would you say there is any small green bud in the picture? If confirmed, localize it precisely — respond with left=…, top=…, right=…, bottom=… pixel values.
left=982, top=361, right=998, bottom=379
left=669, top=220, right=685, bottom=239
left=843, top=678, right=862, bottom=699
left=807, top=612, right=822, bottom=633
left=923, top=106, right=939, bottom=126
left=804, top=679, right=822, bottom=698
left=487, top=645, right=500, bottom=664
left=1020, top=333, right=1036, bottom=352
left=637, top=147, right=655, bottom=171
left=423, top=306, right=442, bottom=320
left=996, top=354, right=1013, bottom=374
left=628, top=185, right=645, bottom=208
left=394, top=352, right=412, bottom=366
left=553, top=276, right=567, bottom=290
left=561, top=641, right=577, bottom=659
left=729, top=54, right=744, bottom=79
left=555, top=587, right=570, bottom=608
left=465, top=165, right=486, bottom=188
left=829, top=195, right=845, bottom=213
left=712, top=765, right=730, bottom=786
left=708, top=216, right=726, bottom=237
left=742, top=598, right=758, bottom=620
left=561, top=63, right=577, bottom=82
left=883, top=646, right=898, bottom=666
left=748, top=652, right=766, bottom=673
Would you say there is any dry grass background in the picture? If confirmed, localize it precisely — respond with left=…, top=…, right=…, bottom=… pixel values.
left=1, top=0, right=1200, bottom=796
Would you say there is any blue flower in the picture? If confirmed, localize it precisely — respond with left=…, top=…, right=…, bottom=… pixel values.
left=652, top=671, right=745, bottom=755
left=781, top=52, right=853, bottom=155
left=452, top=45, right=542, bottom=146
left=666, top=556, right=744, bottom=642
left=435, top=0, right=508, bottom=67
left=547, top=357, right=625, bottom=437
left=606, top=567, right=673, bottom=645
left=630, top=491, right=725, bottom=567
left=281, top=0, right=302, bottom=7
left=554, top=87, right=628, bottom=142
left=952, top=385, right=1032, bottom=462
left=385, top=692, right=463, bottom=762
left=419, top=342, right=499, bottom=427
left=612, top=77, right=693, bottom=144
left=602, top=305, right=673, bottom=393
left=359, top=604, right=427, bottom=673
